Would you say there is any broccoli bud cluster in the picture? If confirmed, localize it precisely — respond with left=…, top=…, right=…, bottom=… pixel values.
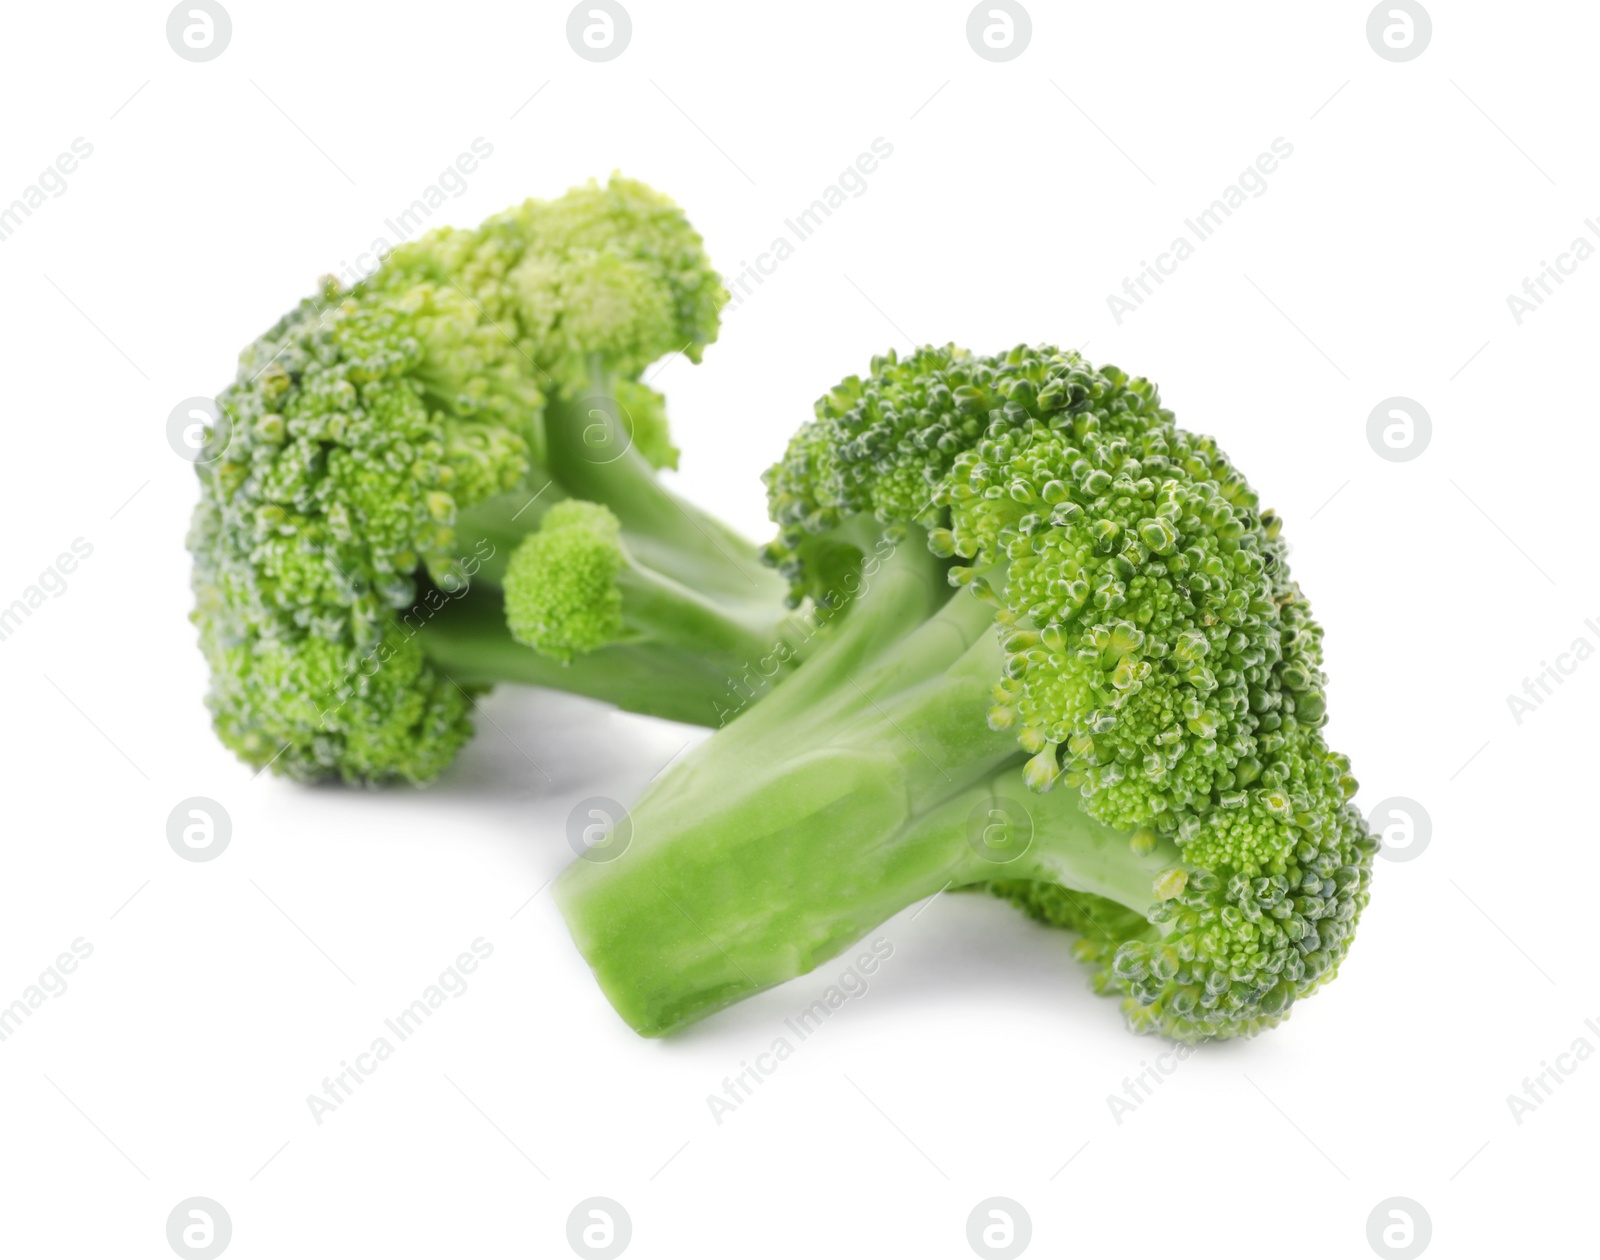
left=188, top=281, right=532, bottom=782
left=502, top=501, right=627, bottom=661
left=765, top=343, right=1376, bottom=1038
left=189, top=179, right=726, bottom=782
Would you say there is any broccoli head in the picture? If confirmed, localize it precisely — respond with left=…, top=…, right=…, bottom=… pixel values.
left=556, top=345, right=1376, bottom=1039
left=189, top=178, right=799, bottom=784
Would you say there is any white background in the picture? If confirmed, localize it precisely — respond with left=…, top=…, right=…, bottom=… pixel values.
left=1, top=1, right=1595, bottom=1256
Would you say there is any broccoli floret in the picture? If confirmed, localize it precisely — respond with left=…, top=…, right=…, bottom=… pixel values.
left=556, top=345, right=1377, bottom=1039
left=504, top=501, right=630, bottom=660
left=189, top=177, right=800, bottom=784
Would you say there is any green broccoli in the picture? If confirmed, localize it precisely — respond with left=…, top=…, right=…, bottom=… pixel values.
left=556, top=344, right=1377, bottom=1040
left=188, top=177, right=799, bottom=784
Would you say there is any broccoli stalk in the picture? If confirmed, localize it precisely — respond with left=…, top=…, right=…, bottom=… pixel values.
left=189, top=178, right=800, bottom=783
left=557, top=345, right=1377, bottom=1040
left=559, top=540, right=1185, bottom=1036
left=484, top=354, right=801, bottom=671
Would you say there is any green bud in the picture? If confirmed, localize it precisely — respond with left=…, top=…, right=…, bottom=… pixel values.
left=1154, top=868, right=1188, bottom=900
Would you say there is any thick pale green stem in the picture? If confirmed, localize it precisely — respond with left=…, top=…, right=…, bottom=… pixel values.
left=555, top=562, right=997, bottom=1030
left=418, top=588, right=772, bottom=728
left=555, top=542, right=1186, bottom=1035
left=430, top=359, right=807, bottom=723
left=559, top=750, right=1182, bottom=1034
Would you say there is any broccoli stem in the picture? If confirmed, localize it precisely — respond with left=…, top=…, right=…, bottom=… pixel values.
left=555, top=541, right=1183, bottom=1035
left=544, top=355, right=778, bottom=603
left=612, top=554, right=797, bottom=658
left=457, top=489, right=797, bottom=665
left=422, top=358, right=808, bottom=727
left=416, top=587, right=779, bottom=728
